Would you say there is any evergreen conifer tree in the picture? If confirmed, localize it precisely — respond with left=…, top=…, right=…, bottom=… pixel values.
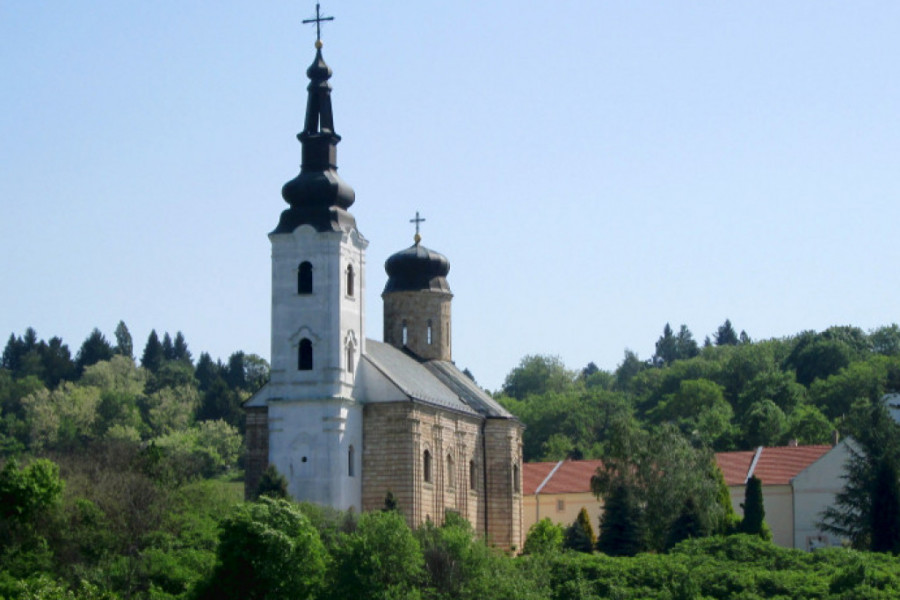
left=256, top=465, right=289, bottom=500
left=75, top=328, right=114, bottom=373
left=172, top=331, right=192, bottom=365
left=141, top=330, right=165, bottom=373
left=714, top=319, right=740, bottom=346
left=870, top=456, right=900, bottom=553
left=739, top=475, right=766, bottom=537
left=563, top=507, right=596, bottom=553
left=597, top=483, right=644, bottom=556
left=194, top=352, right=221, bottom=392
left=161, top=332, right=175, bottom=361
left=382, top=490, right=399, bottom=512
left=113, top=320, right=133, bottom=359
left=665, top=496, right=704, bottom=550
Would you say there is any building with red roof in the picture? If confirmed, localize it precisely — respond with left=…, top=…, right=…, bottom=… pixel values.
left=523, top=442, right=849, bottom=550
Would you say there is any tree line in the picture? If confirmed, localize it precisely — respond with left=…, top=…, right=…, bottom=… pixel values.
left=497, top=320, right=900, bottom=461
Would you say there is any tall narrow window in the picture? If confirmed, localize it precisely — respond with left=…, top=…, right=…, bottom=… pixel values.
left=348, top=445, right=355, bottom=477
left=447, top=454, right=455, bottom=488
left=423, top=450, right=432, bottom=483
left=298, top=261, right=313, bottom=294
left=427, top=320, right=433, bottom=345
left=512, top=463, right=521, bottom=493
left=402, top=320, right=408, bottom=346
left=469, top=460, right=477, bottom=491
left=298, top=338, right=313, bottom=370
left=347, top=344, right=354, bottom=374
left=346, top=265, right=354, bottom=297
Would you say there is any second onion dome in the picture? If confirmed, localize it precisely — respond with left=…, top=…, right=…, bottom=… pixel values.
left=383, top=242, right=451, bottom=294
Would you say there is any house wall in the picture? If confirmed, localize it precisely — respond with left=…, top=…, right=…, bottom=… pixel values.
left=791, top=442, right=849, bottom=549
left=729, top=484, right=794, bottom=548
left=523, top=491, right=602, bottom=535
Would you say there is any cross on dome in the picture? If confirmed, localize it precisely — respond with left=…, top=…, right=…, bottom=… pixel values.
left=410, top=211, right=426, bottom=244
left=302, top=3, right=334, bottom=44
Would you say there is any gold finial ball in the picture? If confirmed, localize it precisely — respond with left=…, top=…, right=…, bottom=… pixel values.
left=315, top=39, right=323, bottom=49
left=414, top=233, right=422, bottom=245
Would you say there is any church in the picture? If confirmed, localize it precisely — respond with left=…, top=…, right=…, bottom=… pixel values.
left=244, top=27, right=524, bottom=550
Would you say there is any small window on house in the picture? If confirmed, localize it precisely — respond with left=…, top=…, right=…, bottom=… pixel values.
left=348, top=445, right=355, bottom=477
left=423, top=449, right=432, bottom=483
left=556, top=499, right=565, bottom=512
left=427, top=320, right=433, bottom=345
left=402, top=320, right=408, bottom=346
left=346, top=265, right=354, bottom=297
left=447, top=454, right=455, bottom=488
left=469, top=460, right=477, bottom=491
left=299, top=338, right=313, bottom=370
left=298, top=261, right=313, bottom=294
left=513, top=463, right=521, bottom=494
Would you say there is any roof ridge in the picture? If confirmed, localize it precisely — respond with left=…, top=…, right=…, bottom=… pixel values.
left=534, top=460, right=566, bottom=495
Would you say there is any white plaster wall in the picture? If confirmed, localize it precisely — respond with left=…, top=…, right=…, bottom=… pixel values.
left=266, top=222, right=367, bottom=512
left=354, top=357, right=407, bottom=403
left=792, top=443, right=850, bottom=549
left=268, top=225, right=367, bottom=402
left=268, top=399, right=362, bottom=511
left=729, top=485, right=794, bottom=548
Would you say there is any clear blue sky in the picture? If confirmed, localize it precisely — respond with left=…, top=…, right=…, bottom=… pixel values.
left=2, top=2, right=898, bottom=392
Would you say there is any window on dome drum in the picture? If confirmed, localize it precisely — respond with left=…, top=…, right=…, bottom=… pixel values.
left=402, top=321, right=408, bottom=346
left=447, top=454, right=455, bottom=488
left=513, top=463, right=520, bottom=494
left=469, top=460, right=477, bottom=491
left=348, top=445, right=355, bottom=477
left=423, top=450, right=432, bottom=483
left=298, top=339, right=313, bottom=370
left=427, top=320, right=433, bottom=345
left=298, top=261, right=313, bottom=294
left=346, top=265, right=354, bottom=297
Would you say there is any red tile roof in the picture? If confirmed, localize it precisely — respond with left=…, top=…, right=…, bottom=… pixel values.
left=524, top=445, right=836, bottom=495
left=540, top=460, right=604, bottom=494
left=750, top=445, right=833, bottom=485
left=523, top=461, right=557, bottom=495
left=715, top=451, right=756, bottom=486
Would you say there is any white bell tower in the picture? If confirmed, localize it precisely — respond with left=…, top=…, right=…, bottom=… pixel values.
left=264, top=33, right=366, bottom=511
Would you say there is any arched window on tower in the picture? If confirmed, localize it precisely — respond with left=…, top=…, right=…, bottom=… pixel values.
left=298, top=338, right=313, bottom=371
left=402, top=320, right=408, bottom=346
left=346, top=264, right=354, bottom=297
left=447, top=454, right=455, bottom=488
left=347, top=344, right=355, bottom=374
left=298, top=261, right=313, bottom=294
left=512, top=463, right=521, bottom=494
left=423, top=449, right=432, bottom=483
left=427, top=320, right=433, bottom=345
left=348, top=445, right=355, bottom=477
left=469, top=460, right=477, bottom=491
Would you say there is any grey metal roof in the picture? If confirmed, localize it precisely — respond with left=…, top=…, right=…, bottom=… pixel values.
left=363, top=340, right=515, bottom=419
left=363, top=340, right=477, bottom=415
left=424, top=360, right=514, bottom=418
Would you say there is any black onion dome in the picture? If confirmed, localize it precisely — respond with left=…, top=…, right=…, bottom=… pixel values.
left=383, top=244, right=451, bottom=294
left=274, top=46, right=356, bottom=234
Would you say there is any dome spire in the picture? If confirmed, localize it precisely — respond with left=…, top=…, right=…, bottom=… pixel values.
left=274, top=3, right=356, bottom=234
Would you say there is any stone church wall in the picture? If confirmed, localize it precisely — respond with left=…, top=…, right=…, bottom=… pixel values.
left=244, top=406, right=269, bottom=499
left=362, top=402, right=488, bottom=537
left=484, top=418, right=524, bottom=551
left=383, top=291, right=452, bottom=361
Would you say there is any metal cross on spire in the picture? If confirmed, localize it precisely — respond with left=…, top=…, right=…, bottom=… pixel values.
left=410, top=211, right=426, bottom=244
left=303, top=3, right=334, bottom=43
